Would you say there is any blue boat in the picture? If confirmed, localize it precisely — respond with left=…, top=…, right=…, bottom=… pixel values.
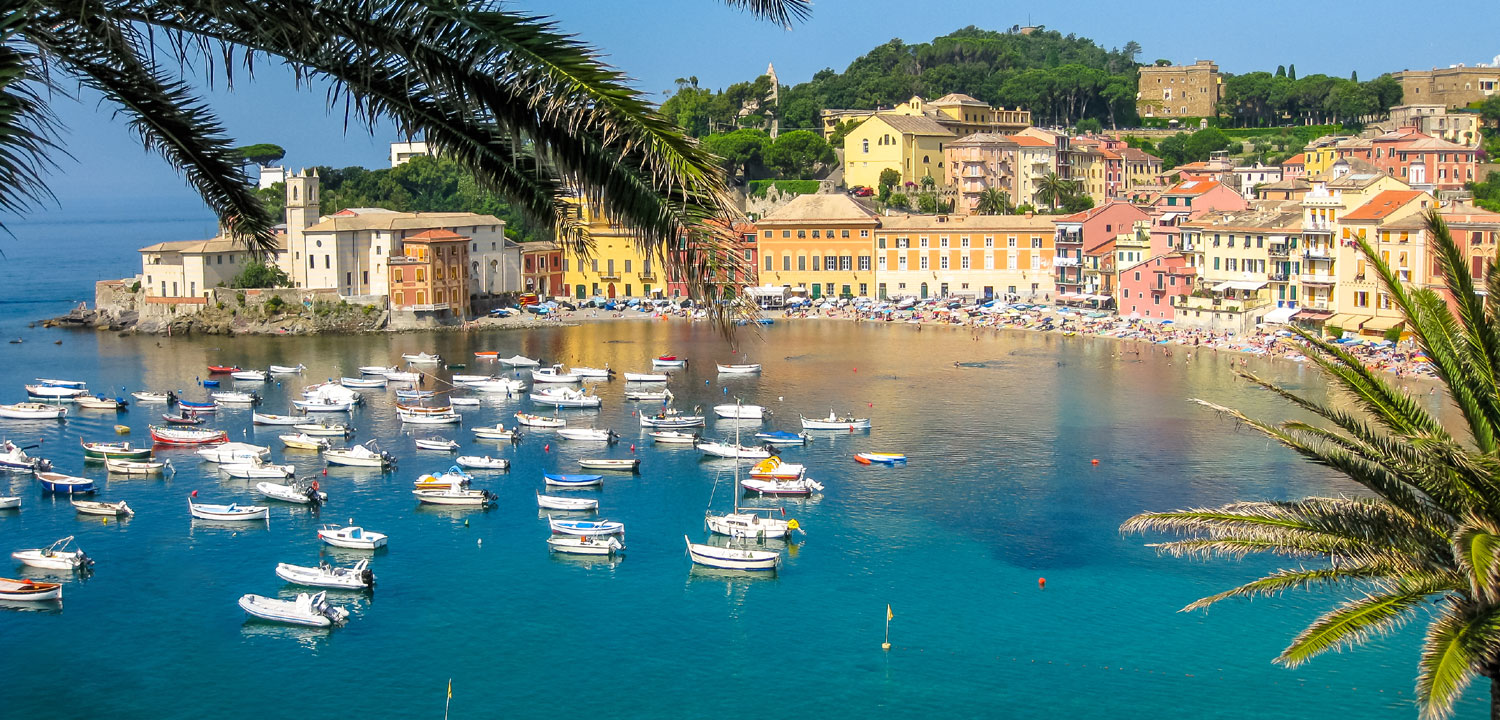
left=176, top=400, right=218, bottom=412
left=36, top=472, right=95, bottom=494
left=544, top=473, right=603, bottom=488
left=201, top=379, right=220, bottom=387
left=755, top=430, right=807, bottom=445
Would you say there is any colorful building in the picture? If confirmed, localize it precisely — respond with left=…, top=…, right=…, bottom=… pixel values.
left=669, top=220, right=759, bottom=299
left=756, top=194, right=880, bottom=299
left=1177, top=201, right=1304, bottom=333
left=387, top=229, right=471, bottom=319
left=944, top=133, right=1019, bottom=215
left=1054, top=202, right=1151, bottom=297
left=1117, top=253, right=1194, bottom=321
left=520, top=242, right=564, bottom=298
left=1334, top=128, right=1479, bottom=191
left=559, top=198, right=663, bottom=300
left=842, top=113, right=956, bottom=190
left=872, top=213, right=1055, bottom=301
left=820, top=94, right=1031, bottom=140
left=1332, top=189, right=1435, bottom=336
left=1120, top=147, right=1164, bottom=190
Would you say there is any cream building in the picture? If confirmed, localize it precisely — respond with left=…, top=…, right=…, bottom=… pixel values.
left=1177, top=201, right=1304, bottom=333
left=1331, top=189, right=1435, bottom=336
left=872, top=213, right=1055, bottom=301
left=138, top=236, right=286, bottom=300
left=1295, top=159, right=1413, bottom=328
left=1137, top=60, right=1222, bottom=119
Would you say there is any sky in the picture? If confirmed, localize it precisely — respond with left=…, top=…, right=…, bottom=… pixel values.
left=19, top=0, right=1500, bottom=220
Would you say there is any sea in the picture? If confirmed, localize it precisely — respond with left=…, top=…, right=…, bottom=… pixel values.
left=0, top=201, right=1477, bottom=719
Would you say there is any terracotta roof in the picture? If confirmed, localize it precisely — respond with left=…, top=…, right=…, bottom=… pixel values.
left=868, top=113, right=955, bottom=137
left=1281, top=153, right=1306, bottom=167
left=1055, top=200, right=1148, bottom=225
left=403, top=229, right=469, bottom=243
left=303, top=211, right=503, bottom=233
left=948, top=132, right=1019, bottom=147
left=1008, top=135, right=1054, bottom=148
left=1119, top=147, right=1161, bottom=163
left=757, top=194, right=880, bottom=224
left=876, top=214, right=1054, bottom=231
left=1341, top=190, right=1426, bottom=222
left=1163, top=180, right=1224, bottom=196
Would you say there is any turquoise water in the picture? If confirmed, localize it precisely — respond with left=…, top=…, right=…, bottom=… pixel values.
left=0, top=316, right=1470, bottom=719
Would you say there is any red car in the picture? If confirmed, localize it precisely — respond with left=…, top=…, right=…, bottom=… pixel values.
left=853, top=186, right=873, bottom=197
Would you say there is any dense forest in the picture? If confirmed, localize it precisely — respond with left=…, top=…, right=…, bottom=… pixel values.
left=1218, top=67, right=1403, bottom=127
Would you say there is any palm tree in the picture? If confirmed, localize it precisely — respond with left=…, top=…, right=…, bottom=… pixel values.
left=1123, top=211, right=1500, bottom=720
left=2, top=0, right=810, bottom=302
left=1033, top=172, right=1075, bottom=211
left=974, top=188, right=1010, bottom=215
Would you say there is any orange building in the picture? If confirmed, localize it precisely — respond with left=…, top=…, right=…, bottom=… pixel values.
left=388, top=229, right=471, bottom=318
left=520, top=241, right=565, bottom=298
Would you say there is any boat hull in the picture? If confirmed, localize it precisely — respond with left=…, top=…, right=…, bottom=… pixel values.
left=0, top=578, right=62, bottom=600
left=275, top=563, right=373, bottom=590
left=684, top=538, right=778, bottom=571
left=190, top=503, right=269, bottom=521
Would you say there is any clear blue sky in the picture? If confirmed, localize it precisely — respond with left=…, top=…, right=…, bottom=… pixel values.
left=25, top=0, right=1500, bottom=217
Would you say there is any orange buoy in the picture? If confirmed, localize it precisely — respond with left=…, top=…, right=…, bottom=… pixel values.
left=1039, top=577, right=1046, bottom=589
left=1091, top=459, right=1099, bottom=465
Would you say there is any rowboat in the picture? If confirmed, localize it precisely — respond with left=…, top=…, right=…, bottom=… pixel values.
left=104, top=458, right=169, bottom=475
left=465, top=379, right=526, bottom=394
left=383, top=370, right=421, bottom=382
left=403, top=352, right=442, bottom=364
left=161, top=413, right=205, bottom=425
left=396, top=402, right=452, bottom=415
left=75, top=396, right=128, bottom=411
left=742, top=477, right=825, bottom=496
left=714, top=404, right=765, bottom=419
left=450, top=398, right=480, bottom=407
left=649, top=431, right=699, bottom=444
left=292, top=398, right=353, bottom=412
left=339, top=376, right=387, bottom=389
left=623, top=372, right=668, bottom=383
left=536, top=492, right=598, bottom=511
left=275, top=560, right=374, bottom=590
left=0, top=440, right=49, bottom=471
left=801, top=410, right=871, bottom=430
left=26, top=384, right=87, bottom=399
left=0, top=577, right=62, bottom=601
left=412, top=486, right=496, bottom=506
left=36, top=472, right=95, bottom=494
left=34, top=378, right=86, bottom=388
left=231, top=370, right=268, bottom=382
left=359, top=365, right=396, bottom=375
left=530, top=387, right=601, bottom=408
left=750, top=457, right=806, bottom=479
left=450, top=374, right=492, bottom=383
left=624, top=389, right=671, bottom=402
left=0, top=402, right=67, bottom=420
left=472, top=424, right=517, bottom=440
left=514, top=413, right=565, bottom=428
left=415, top=438, right=459, bottom=452
left=84, top=440, right=152, bottom=459
left=684, top=537, right=779, bottom=571
left=219, top=461, right=295, bottom=479
left=556, top=428, right=617, bottom=443
left=473, top=351, right=499, bottom=360
left=150, top=425, right=228, bottom=445
left=280, top=433, right=331, bottom=451
left=544, top=473, right=603, bottom=488
left=196, top=442, right=268, bottom=463
left=256, top=480, right=327, bottom=505
left=188, top=499, right=269, bottom=521
left=570, top=366, right=614, bottom=379
left=394, top=388, right=436, bottom=401
left=238, top=591, right=348, bottom=627
left=855, top=452, right=907, bottom=465
left=206, top=365, right=241, bottom=374
left=399, top=410, right=461, bottom=425
left=578, top=458, right=640, bottom=471
left=455, top=455, right=508, bottom=470
left=639, top=410, right=704, bottom=428
left=696, top=441, right=770, bottom=459
left=253, top=412, right=305, bottom=425
left=499, top=355, right=541, bottom=367
left=324, top=442, right=395, bottom=468
left=755, top=431, right=808, bottom=445
left=12, top=536, right=93, bottom=571
left=0, top=496, right=19, bottom=509
left=268, top=364, right=305, bottom=374
left=200, top=380, right=220, bottom=388
left=292, top=423, right=352, bottom=437
left=72, top=499, right=132, bottom=517
left=413, top=468, right=471, bottom=489
left=715, top=363, right=762, bottom=374
left=547, top=515, right=624, bottom=536
left=130, top=391, right=175, bottom=403
left=651, top=355, right=686, bottom=368
left=317, top=524, right=387, bottom=550
left=176, top=399, right=218, bottom=412
left=211, top=391, right=259, bottom=404
left=548, top=535, right=623, bottom=556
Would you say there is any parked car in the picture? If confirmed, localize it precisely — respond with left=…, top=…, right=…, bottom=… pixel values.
left=852, top=186, right=873, bottom=197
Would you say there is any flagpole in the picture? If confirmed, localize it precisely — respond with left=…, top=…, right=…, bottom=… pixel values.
left=445, top=678, right=452, bottom=720
left=882, top=604, right=892, bottom=651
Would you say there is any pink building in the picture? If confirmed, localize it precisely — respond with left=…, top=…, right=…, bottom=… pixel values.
left=1054, top=201, right=1152, bottom=296
left=1117, top=253, right=1195, bottom=320
left=1150, top=179, right=1248, bottom=255
left=1336, top=128, right=1478, bottom=191
left=1281, top=153, right=1306, bottom=180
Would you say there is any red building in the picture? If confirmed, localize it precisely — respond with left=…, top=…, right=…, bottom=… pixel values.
left=520, top=241, right=564, bottom=298
left=666, top=220, right=758, bottom=299
left=1117, top=253, right=1195, bottom=321
left=1336, top=128, right=1478, bottom=191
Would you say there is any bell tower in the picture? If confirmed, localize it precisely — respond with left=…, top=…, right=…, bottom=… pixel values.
left=285, top=169, right=321, bottom=287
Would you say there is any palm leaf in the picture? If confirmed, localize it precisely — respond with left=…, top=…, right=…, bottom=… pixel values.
left=1278, top=574, right=1450, bottom=667
left=1416, top=603, right=1500, bottom=719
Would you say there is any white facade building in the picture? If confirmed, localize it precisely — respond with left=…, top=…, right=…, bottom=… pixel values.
left=390, top=141, right=432, bottom=167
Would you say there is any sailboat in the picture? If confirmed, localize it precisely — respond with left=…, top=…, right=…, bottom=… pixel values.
left=687, top=401, right=786, bottom=571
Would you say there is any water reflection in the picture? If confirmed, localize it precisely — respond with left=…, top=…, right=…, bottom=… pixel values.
left=239, top=619, right=335, bottom=649
left=0, top=598, right=63, bottom=614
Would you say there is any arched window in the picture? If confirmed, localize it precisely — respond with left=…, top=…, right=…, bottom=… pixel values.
left=862, top=139, right=869, bottom=153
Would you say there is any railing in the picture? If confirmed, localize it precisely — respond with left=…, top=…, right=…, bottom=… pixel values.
left=1053, top=257, right=1080, bottom=267
left=1268, top=272, right=1290, bottom=281
left=407, top=303, right=451, bottom=311
left=638, top=273, right=657, bottom=281
left=1303, top=247, right=1331, bottom=258
left=600, top=273, right=621, bottom=281
left=1268, top=246, right=1289, bottom=258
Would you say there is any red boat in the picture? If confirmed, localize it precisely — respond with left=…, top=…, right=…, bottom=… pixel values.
left=149, top=425, right=227, bottom=445
left=206, top=365, right=242, bottom=374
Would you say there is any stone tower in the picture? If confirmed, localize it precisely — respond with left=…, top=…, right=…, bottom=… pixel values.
left=284, top=169, right=321, bottom=287
left=766, top=62, right=780, bottom=139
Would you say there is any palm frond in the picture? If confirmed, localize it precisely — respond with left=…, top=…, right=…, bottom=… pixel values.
left=1181, top=561, right=1435, bottom=612
left=1278, top=573, right=1450, bottom=667
left=1416, top=602, right=1500, bottom=719
left=0, top=10, right=63, bottom=221
left=718, top=0, right=812, bottom=28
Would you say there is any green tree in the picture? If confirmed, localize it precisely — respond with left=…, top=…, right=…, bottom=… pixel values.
left=1033, top=172, right=1074, bottom=210
left=701, top=128, right=770, bottom=181
left=887, top=192, right=910, bottom=210
left=233, top=143, right=285, bottom=166
left=764, top=129, right=834, bottom=178
left=1481, top=96, right=1500, bottom=126
left=1075, top=117, right=1102, bottom=134
left=230, top=259, right=291, bottom=289
left=1288, top=63, right=1297, bottom=80
left=1275, top=65, right=1286, bottom=78
left=1124, top=211, right=1500, bottom=720
left=878, top=167, right=901, bottom=190
left=974, top=187, right=1010, bottom=215
left=1157, top=133, right=1189, bottom=168
left=828, top=119, right=861, bottom=146
left=916, top=191, right=937, bottom=214
left=1060, top=192, right=1093, bottom=213
left=1184, top=127, right=1233, bottom=161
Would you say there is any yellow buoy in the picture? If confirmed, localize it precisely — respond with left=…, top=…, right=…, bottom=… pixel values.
left=114, top=425, right=130, bottom=435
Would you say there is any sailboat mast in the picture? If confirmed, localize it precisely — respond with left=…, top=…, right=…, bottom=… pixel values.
left=733, top=399, right=741, bottom=515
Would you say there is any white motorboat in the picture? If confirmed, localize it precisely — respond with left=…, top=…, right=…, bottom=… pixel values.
left=414, top=438, right=460, bottom=452
left=697, top=441, right=771, bottom=459
left=716, top=363, right=762, bottom=374
left=455, top=455, right=509, bottom=470
left=714, top=403, right=765, bottom=419
left=530, top=387, right=601, bottom=408
left=256, top=480, right=327, bottom=505
left=0, top=440, right=48, bottom=472
left=253, top=412, right=306, bottom=425
left=188, top=498, right=269, bottom=521
left=578, top=458, right=640, bottom=471
left=465, top=379, right=527, bottom=394
left=0, top=402, right=67, bottom=420
left=548, top=535, right=623, bottom=556
left=450, top=398, right=480, bottom=407
left=268, top=364, right=305, bottom=375
left=238, top=591, right=349, bottom=627
left=72, top=499, right=133, bottom=517
left=556, top=428, right=617, bottom=443
left=651, top=356, right=687, bottom=368
left=624, top=389, right=671, bottom=402
left=472, top=424, right=517, bottom=440
left=684, top=537, right=780, bottom=571
left=536, top=492, right=598, bottom=511
left=219, top=461, right=295, bottom=479
left=0, top=576, right=61, bottom=601
left=499, top=355, right=541, bottom=367
left=280, top=433, right=331, bottom=451
left=318, top=523, right=387, bottom=550
left=275, top=559, right=374, bottom=590
left=742, top=477, right=825, bottom=496
left=403, top=352, right=442, bottom=364
left=293, top=398, right=353, bottom=412
left=26, top=384, right=87, bottom=399
left=324, top=442, right=395, bottom=468
left=75, top=395, right=128, bottom=411
left=211, top=391, right=259, bottom=404
left=639, top=409, right=704, bottom=428
left=359, top=365, right=395, bottom=375
left=197, top=442, right=270, bottom=464
left=340, top=376, right=387, bottom=389
left=398, top=410, right=461, bottom=425
left=650, top=430, right=699, bottom=444
left=749, top=457, right=807, bottom=479
left=35, top=378, right=85, bottom=388
left=547, top=515, right=624, bottom=536
left=383, top=370, right=422, bottom=382
left=231, top=370, right=268, bottom=382
left=293, top=422, right=352, bottom=437
left=130, top=391, right=175, bottom=403
left=0, top=496, right=17, bottom=509
left=11, top=536, right=93, bottom=571
left=570, top=366, right=614, bottom=379
left=531, top=365, right=580, bottom=383
left=412, top=486, right=496, bottom=506
left=801, top=410, right=872, bottom=430
left=450, top=374, right=493, bottom=383
left=514, top=413, right=565, bottom=428
left=104, top=458, right=170, bottom=475
left=623, top=371, right=668, bottom=382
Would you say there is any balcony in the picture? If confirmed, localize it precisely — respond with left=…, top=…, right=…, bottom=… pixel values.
left=407, top=303, right=451, bottom=312
left=1268, top=272, right=1290, bottom=282
left=1183, top=295, right=1269, bottom=313
left=1053, top=257, right=1080, bottom=267
left=1303, top=247, right=1331, bottom=258
left=638, top=272, right=657, bottom=281
left=1303, top=218, right=1333, bottom=233
left=600, top=273, right=621, bottom=281
left=1268, top=245, right=1289, bottom=258
left=1300, top=273, right=1336, bottom=285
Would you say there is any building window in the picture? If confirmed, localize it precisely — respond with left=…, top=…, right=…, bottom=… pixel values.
left=797, top=256, right=806, bottom=271
left=842, top=230, right=850, bottom=238
left=878, top=256, right=887, bottom=270
left=858, top=256, right=870, bottom=271
left=920, top=256, right=929, bottom=270
left=783, top=256, right=791, bottom=271
left=960, top=255, right=970, bottom=270
left=1355, top=291, right=1369, bottom=307
left=765, top=255, right=772, bottom=272
left=825, top=256, right=837, bottom=271
left=939, top=256, right=949, bottom=270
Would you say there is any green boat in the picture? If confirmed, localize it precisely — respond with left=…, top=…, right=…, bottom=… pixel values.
left=446, top=363, right=467, bottom=370
left=80, top=440, right=152, bottom=460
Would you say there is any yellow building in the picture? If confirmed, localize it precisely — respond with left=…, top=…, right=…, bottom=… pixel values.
left=842, top=113, right=956, bottom=190
left=820, top=95, right=1030, bottom=139
left=1297, top=160, right=1412, bottom=326
left=559, top=198, right=663, bottom=300
left=757, top=194, right=880, bottom=299
left=1332, top=189, right=1434, bottom=336
left=872, top=213, right=1055, bottom=301
left=1302, top=136, right=1353, bottom=176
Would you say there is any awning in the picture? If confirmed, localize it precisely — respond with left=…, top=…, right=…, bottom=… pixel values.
left=1088, top=294, right=1113, bottom=302
left=1325, top=314, right=1365, bottom=330
left=1159, top=212, right=1188, bottom=222
left=744, top=285, right=788, bottom=297
left=1360, top=315, right=1406, bottom=333
left=1212, top=280, right=1268, bottom=292
left=1262, top=306, right=1298, bottom=324
left=1296, top=307, right=1333, bottom=319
